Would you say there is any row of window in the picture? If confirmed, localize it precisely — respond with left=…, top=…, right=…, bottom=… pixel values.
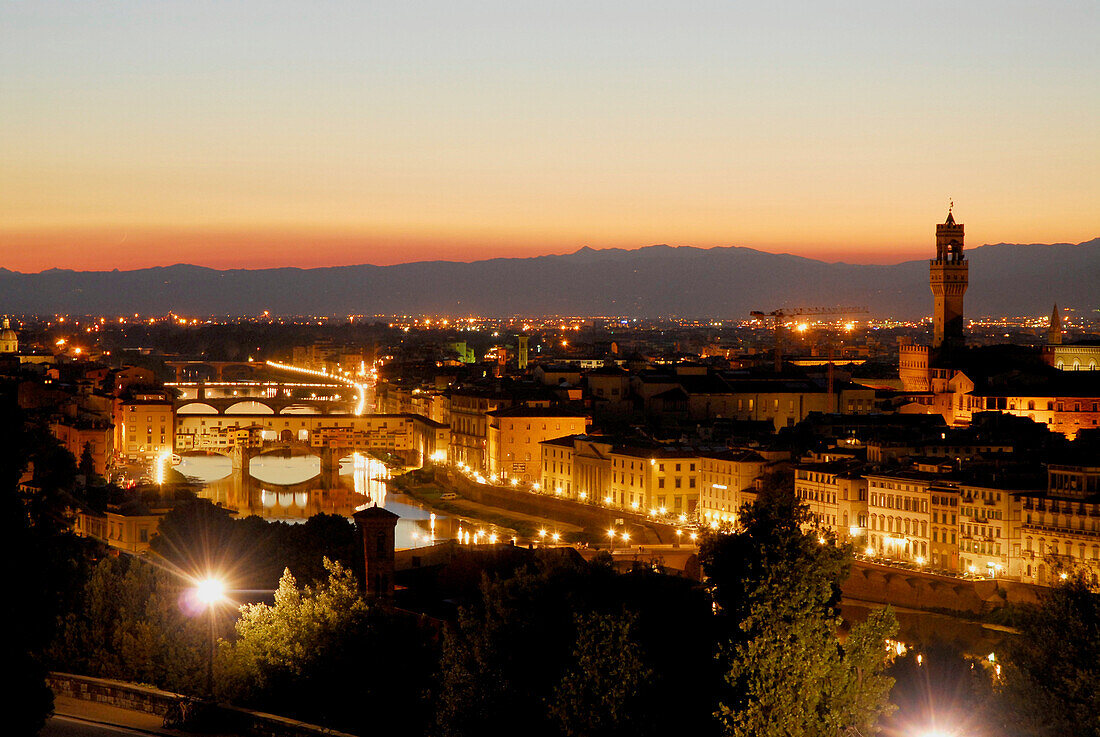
left=871, top=493, right=930, bottom=513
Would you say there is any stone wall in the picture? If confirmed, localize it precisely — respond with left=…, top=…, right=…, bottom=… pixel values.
left=439, top=468, right=679, bottom=544
left=843, top=559, right=1043, bottom=616
left=49, top=673, right=359, bottom=737
left=49, top=672, right=178, bottom=717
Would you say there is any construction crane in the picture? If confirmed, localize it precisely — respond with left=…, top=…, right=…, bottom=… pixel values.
left=749, top=306, right=869, bottom=373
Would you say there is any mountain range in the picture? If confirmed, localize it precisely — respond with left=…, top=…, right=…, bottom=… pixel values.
left=1, top=239, right=1097, bottom=319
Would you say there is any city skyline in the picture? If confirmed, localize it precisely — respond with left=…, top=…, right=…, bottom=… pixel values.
left=3, top=2, right=1098, bottom=271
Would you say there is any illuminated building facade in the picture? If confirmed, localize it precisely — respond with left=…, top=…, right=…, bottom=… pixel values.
left=486, top=405, right=588, bottom=483
left=113, top=390, right=175, bottom=462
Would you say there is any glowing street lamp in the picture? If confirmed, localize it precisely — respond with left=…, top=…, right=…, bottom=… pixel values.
left=193, top=577, right=227, bottom=697
left=196, top=577, right=225, bottom=606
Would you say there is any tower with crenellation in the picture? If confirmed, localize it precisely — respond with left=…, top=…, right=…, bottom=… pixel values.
left=929, top=208, right=968, bottom=354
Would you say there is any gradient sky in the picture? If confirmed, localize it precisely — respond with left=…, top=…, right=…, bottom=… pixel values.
left=1, top=1, right=1097, bottom=272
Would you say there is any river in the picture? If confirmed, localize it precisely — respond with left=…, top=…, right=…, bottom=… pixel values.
left=175, top=452, right=462, bottom=549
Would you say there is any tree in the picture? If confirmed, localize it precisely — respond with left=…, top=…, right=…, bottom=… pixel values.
left=78, top=441, right=97, bottom=482
left=435, top=555, right=720, bottom=737
left=548, top=610, right=653, bottom=737
left=700, top=477, right=897, bottom=737
left=52, top=556, right=210, bottom=695
left=0, top=391, right=104, bottom=733
left=219, top=559, right=437, bottom=735
left=1001, top=577, right=1100, bottom=737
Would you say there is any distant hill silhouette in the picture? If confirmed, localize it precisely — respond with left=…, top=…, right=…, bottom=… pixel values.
left=0, top=239, right=1096, bottom=318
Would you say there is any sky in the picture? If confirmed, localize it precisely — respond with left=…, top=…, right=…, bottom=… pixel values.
left=1, top=1, right=1097, bottom=272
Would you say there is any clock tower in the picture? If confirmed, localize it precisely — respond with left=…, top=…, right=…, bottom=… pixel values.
left=930, top=209, right=967, bottom=352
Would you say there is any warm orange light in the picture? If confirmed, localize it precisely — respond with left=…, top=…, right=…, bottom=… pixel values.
left=195, top=578, right=225, bottom=606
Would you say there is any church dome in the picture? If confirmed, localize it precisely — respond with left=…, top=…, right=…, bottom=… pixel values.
left=0, top=318, right=19, bottom=354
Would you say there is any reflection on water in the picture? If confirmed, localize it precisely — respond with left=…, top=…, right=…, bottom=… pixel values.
left=250, top=454, right=321, bottom=486
left=178, top=452, right=507, bottom=550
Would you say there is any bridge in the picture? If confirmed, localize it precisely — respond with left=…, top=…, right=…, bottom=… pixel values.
left=164, top=360, right=269, bottom=382
left=190, top=439, right=366, bottom=488
left=176, top=396, right=350, bottom=415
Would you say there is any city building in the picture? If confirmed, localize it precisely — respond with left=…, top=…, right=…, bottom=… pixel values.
left=50, top=418, right=113, bottom=476
left=486, top=405, right=588, bottom=483
left=793, top=460, right=868, bottom=541
left=864, top=470, right=934, bottom=564
left=700, top=450, right=773, bottom=524
left=113, top=389, right=175, bottom=463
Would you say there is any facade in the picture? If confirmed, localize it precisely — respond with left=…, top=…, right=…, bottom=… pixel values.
left=540, top=436, right=782, bottom=521
left=175, top=412, right=449, bottom=466
left=969, top=389, right=1100, bottom=440
left=865, top=471, right=934, bottom=564
left=794, top=455, right=1100, bottom=585
left=898, top=340, right=931, bottom=392
left=957, top=483, right=1014, bottom=577
left=541, top=437, right=576, bottom=497
left=50, top=419, right=114, bottom=476
left=486, top=405, right=588, bottom=482
left=113, top=391, right=175, bottom=462
left=1017, top=463, right=1100, bottom=586
left=701, top=451, right=771, bottom=524
left=793, top=462, right=868, bottom=541
left=718, top=381, right=876, bottom=430
left=929, top=486, right=960, bottom=571
left=448, top=388, right=514, bottom=472
left=1043, top=343, right=1100, bottom=372
left=105, top=508, right=164, bottom=554
left=539, top=436, right=691, bottom=513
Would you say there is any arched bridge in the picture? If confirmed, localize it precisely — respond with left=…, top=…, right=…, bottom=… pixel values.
left=176, top=396, right=351, bottom=415
left=165, top=361, right=269, bottom=382
left=191, top=440, right=370, bottom=488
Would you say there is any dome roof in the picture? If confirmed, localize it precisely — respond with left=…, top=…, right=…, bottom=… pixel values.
left=0, top=318, right=18, bottom=352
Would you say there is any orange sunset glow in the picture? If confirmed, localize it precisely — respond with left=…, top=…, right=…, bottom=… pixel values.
left=1, top=2, right=1097, bottom=272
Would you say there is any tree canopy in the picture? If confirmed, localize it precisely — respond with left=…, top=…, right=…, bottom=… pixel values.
left=435, top=554, right=720, bottom=737
left=0, top=390, right=105, bottom=733
left=219, top=558, right=437, bottom=735
left=52, top=555, right=211, bottom=694
left=1001, top=577, right=1100, bottom=737
left=700, top=477, right=897, bottom=737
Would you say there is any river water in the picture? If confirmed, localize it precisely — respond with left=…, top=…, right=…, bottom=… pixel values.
left=175, top=452, right=462, bottom=549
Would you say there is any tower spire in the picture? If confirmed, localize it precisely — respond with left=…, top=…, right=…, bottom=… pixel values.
left=1048, top=304, right=1063, bottom=345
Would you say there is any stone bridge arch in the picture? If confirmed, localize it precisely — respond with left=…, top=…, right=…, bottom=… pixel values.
left=177, top=402, right=220, bottom=415
left=279, top=405, right=324, bottom=415
left=225, top=400, right=276, bottom=415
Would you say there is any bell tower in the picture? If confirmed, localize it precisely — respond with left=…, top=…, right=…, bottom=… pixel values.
left=1048, top=304, right=1063, bottom=345
left=930, top=208, right=967, bottom=352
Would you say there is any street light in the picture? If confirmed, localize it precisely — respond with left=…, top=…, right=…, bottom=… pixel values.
left=193, top=577, right=226, bottom=698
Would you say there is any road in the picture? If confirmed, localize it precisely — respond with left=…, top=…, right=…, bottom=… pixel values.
left=43, top=714, right=155, bottom=736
